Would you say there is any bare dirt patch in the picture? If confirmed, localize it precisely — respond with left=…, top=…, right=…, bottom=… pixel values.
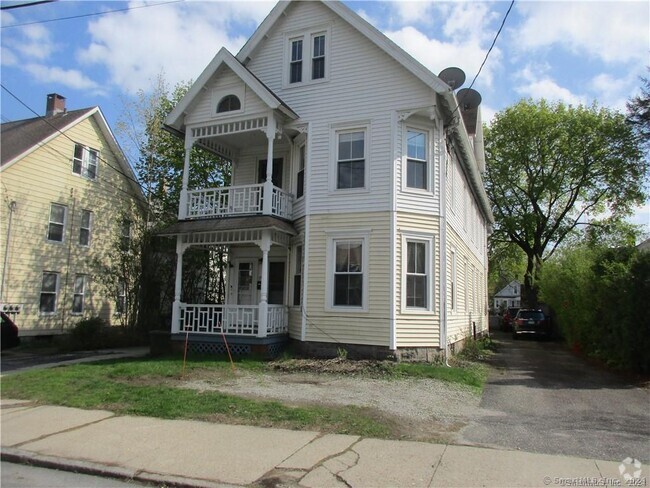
left=177, top=358, right=482, bottom=442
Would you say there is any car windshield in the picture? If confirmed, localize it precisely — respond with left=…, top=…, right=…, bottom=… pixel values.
left=518, top=311, right=544, bottom=320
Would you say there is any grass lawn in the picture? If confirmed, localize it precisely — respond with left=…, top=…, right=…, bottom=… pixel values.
left=1, top=353, right=488, bottom=439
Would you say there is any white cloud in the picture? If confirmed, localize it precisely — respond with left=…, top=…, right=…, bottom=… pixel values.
left=513, top=2, right=649, bottom=65
left=392, top=1, right=436, bottom=24
left=1, top=46, right=18, bottom=66
left=386, top=26, right=501, bottom=87
left=515, top=66, right=585, bottom=106
left=77, top=1, right=274, bottom=94
left=24, top=63, right=104, bottom=93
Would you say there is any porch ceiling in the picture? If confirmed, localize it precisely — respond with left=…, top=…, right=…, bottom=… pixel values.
left=158, top=215, right=296, bottom=247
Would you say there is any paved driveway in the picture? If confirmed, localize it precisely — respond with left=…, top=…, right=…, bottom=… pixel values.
left=460, top=332, right=650, bottom=463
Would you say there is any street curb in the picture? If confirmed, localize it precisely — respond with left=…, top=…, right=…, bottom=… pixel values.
left=1, top=447, right=238, bottom=488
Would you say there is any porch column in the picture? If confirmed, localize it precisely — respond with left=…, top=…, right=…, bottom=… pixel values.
left=263, top=115, right=276, bottom=216
left=178, top=136, right=192, bottom=219
left=257, top=231, right=272, bottom=338
left=171, top=237, right=188, bottom=334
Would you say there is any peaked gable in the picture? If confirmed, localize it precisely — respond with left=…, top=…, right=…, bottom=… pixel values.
left=165, top=47, right=297, bottom=133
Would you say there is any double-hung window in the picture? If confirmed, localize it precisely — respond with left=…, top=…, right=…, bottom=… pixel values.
left=406, top=129, right=427, bottom=190
left=73, top=143, right=98, bottom=180
left=333, top=240, right=363, bottom=307
left=79, top=210, right=92, bottom=246
left=39, top=272, right=59, bottom=313
left=290, top=38, right=303, bottom=84
left=120, top=220, right=132, bottom=250
left=312, top=34, right=325, bottom=80
left=72, top=275, right=86, bottom=314
left=47, top=203, right=66, bottom=242
left=406, top=241, right=427, bottom=309
left=337, top=130, right=365, bottom=190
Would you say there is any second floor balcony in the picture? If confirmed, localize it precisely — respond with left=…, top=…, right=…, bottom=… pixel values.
left=181, top=183, right=294, bottom=221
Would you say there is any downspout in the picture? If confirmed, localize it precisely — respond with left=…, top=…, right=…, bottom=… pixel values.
left=1, top=200, right=17, bottom=304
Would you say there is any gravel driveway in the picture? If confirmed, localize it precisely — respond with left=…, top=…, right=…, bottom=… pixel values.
left=183, top=369, right=481, bottom=442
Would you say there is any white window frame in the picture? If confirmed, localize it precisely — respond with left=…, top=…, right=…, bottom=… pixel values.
left=283, top=26, right=330, bottom=88
left=39, top=271, right=59, bottom=315
left=292, top=244, right=303, bottom=307
left=401, top=233, right=434, bottom=313
left=120, top=220, right=132, bottom=249
left=47, top=203, right=67, bottom=243
left=464, top=257, right=469, bottom=313
left=311, top=32, right=326, bottom=80
left=403, top=125, right=433, bottom=193
left=72, top=143, right=99, bottom=180
left=72, top=274, right=86, bottom=315
left=325, top=230, right=370, bottom=312
left=79, top=209, right=93, bottom=247
left=212, top=86, right=245, bottom=117
left=330, top=122, right=371, bottom=193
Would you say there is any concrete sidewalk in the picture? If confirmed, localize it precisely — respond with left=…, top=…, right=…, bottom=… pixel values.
left=0, top=400, right=632, bottom=488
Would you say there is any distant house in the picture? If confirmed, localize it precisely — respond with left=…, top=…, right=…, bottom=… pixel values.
left=493, top=280, right=521, bottom=310
left=160, top=0, right=494, bottom=359
left=638, top=238, right=650, bottom=252
left=0, top=94, right=145, bottom=337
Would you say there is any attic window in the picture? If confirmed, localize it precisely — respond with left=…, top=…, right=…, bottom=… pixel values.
left=217, top=95, right=241, bottom=113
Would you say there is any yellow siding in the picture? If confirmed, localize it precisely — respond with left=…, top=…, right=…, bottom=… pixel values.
left=0, top=115, right=143, bottom=335
left=395, top=212, right=441, bottom=347
left=445, top=225, right=489, bottom=345
left=303, top=212, right=391, bottom=346
left=287, top=217, right=305, bottom=339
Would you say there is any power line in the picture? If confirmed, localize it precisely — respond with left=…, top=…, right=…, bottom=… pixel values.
left=450, top=0, right=515, bottom=120
left=1, top=83, right=148, bottom=199
left=1, top=0, right=55, bottom=11
left=1, top=0, right=184, bottom=29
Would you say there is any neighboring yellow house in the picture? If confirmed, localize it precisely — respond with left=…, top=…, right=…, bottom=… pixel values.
left=0, top=94, right=146, bottom=337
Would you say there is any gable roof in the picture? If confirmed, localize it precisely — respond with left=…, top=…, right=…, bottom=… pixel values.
left=1, top=108, right=94, bottom=167
left=236, top=0, right=494, bottom=224
left=165, top=47, right=298, bottom=132
left=0, top=106, right=146, bottom=205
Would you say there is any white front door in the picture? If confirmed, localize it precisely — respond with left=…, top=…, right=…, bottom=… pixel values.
left=236, top=261, right=255, bottom=305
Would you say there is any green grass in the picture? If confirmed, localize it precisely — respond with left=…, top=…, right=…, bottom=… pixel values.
left=1, top=353, right=488, bottom=437
left=0, top=356, right=389, bottom=438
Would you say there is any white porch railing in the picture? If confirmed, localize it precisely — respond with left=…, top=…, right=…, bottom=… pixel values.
left=184, top=184, right=293, bottom=220
left=179, top=304, right=288, bottom=337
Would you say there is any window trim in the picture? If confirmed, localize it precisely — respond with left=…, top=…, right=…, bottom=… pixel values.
left=283, top=26, right=330, bottom=88
left=330, top=122, right=371, bottom=194
left=47, top=203, right=67, bottom=243
left=79, top=209, right=93, bottom=247
left=311, top=32, right=326, bottom=80
left=325, top=230, right=370, bottom=312
left=403, top=125, right=433, bottom=193
left=39, top=271, right=59, bottom=315
left=401, top=233, right=434, bottom=314
left=212, top=86, right=245, bottom=117
left=72, top=143, right=99, bottom=181
left=296, top=143, right=306, bottom=200
left=116, top=280, right=127, bottom=315
left=72, top=274, right=86, bottom=315
left=216, top=94, right=242, bottom=114
left=292, top=244, right=303, bottom=307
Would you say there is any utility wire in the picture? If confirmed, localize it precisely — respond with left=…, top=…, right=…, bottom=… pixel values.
left=1, top=0, right=184, bottom=29
left=1, top=83, right=148, bottom=200
left=1, top=0, right=55, bottom=11
left=450, top=0, right=515, bottom=120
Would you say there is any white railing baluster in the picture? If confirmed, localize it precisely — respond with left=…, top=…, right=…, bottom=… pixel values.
left=185, top=184, right=293, bottom=220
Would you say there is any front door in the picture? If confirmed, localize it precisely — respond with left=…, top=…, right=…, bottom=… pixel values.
left=236, top=261, right=255, bottom=305
left=268, top=261, right=285, bottom=305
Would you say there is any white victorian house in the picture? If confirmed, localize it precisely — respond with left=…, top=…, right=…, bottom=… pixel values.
left=161, top=0, right=493, bottom=359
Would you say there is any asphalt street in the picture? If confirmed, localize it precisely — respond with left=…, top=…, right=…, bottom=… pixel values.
left=0, top=461, right=143, bottom=488
left=460, top=331, right=650, bottom=463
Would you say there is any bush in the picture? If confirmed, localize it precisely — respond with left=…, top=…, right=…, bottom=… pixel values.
left=64, top=317, right=147, bottom=351
left=539, top=245, right=650, bottom=373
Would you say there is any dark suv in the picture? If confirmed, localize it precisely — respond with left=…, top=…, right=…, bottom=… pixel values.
left=512, top=309, right=550, bottom=339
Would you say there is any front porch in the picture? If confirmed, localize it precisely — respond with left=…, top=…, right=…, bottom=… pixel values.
left=178, top=303, right=288, bottom=337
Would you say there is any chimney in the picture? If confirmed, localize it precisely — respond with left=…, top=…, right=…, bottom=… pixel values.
left=46, top=93, right=66, bottom=117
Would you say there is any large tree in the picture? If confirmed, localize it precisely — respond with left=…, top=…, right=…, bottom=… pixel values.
left=485, top=99, right=648, bottom=306
left=626, top=69, right=650, bottom=151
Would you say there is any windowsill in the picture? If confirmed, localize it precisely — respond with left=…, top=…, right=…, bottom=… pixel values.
left=329, top=187, right=371, bottom=195
left=72, top=172, right=98, bottom=182
left=400, top=308, right=435, bottom=315
left=402, top=187, right=433, bottom=196
left=39, top=312, right=57, bottom=316
left=46, top=240, right=65, bottom=245
left=284, top=77, right=329, bottom=90
left=325, top=306, right=368, bottom=313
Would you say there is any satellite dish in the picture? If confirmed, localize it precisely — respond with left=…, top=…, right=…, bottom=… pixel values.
left=456, top=88, right=482, bottom=110
left=438, top=67, right=466, bottom=90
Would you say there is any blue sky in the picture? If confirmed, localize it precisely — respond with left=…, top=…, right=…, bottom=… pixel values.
left=1, top=0, right=649, bottom=230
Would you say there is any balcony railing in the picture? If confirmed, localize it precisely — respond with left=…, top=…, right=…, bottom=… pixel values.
left=179, top=304, right=288, bottom=337
left=184, top=184, right=293, bottom=220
